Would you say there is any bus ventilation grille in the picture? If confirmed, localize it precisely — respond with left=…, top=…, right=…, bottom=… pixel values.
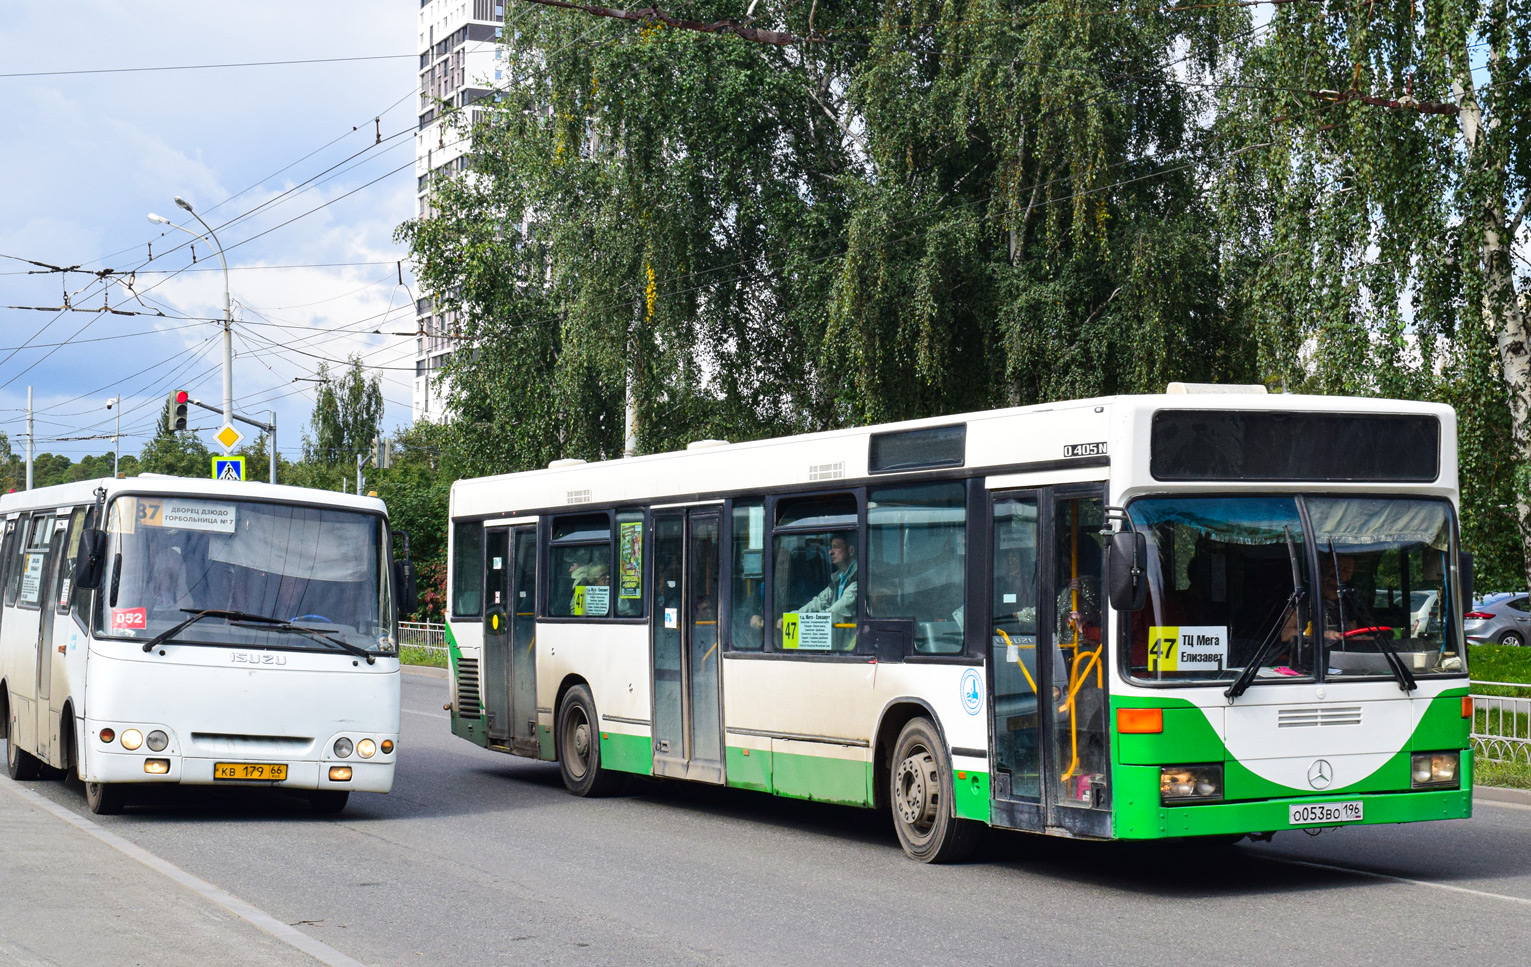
left=1278, top=706, right=1362, bottom=728
left=809, top=461, right=844, bottom=481
left=567, top=489, right=592, bottom=504
left=456, top=657, right=482, bottom=718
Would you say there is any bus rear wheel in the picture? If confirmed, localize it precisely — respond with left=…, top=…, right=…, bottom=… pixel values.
left=556, top=684, right=622, bottom=797
left=84, top=781, right=126, bottom=815
left=890, top=718, right=979, bottom=863
left=5, top=694, right=41, bottom=781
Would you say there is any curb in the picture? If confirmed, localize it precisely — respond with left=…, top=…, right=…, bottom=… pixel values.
left=402, top=663, right=448, bottom=679
left=1474, top=785, right=1531, bottom=807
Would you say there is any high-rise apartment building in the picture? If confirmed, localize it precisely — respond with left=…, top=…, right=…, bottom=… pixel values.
left=413, top=0, right=504, bottom=420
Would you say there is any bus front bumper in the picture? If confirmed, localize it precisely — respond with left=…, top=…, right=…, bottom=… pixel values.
left=1114, top=785, right=1472, bottom=839
left=85, top=750, right=395, bottom=793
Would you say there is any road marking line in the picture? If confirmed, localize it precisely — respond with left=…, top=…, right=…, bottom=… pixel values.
left=1264, top=854, right=1531, bottom=906
left=0, top=777, right=371, bottom=967
left=401, top=707, right=448, bottom=720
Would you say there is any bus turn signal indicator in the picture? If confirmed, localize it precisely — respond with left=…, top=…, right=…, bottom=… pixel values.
left=1117, top=708, right=1164, bottom=734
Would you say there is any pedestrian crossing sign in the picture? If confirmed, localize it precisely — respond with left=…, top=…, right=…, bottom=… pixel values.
left=212, top=456, right=245, bottom=482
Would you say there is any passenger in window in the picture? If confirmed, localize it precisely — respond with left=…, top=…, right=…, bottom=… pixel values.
left=758, top=535, right=858, bottom=649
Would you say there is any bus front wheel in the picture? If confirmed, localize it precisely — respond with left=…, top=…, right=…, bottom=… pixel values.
left=890, top=718, right=979, bottom=863
left=308, top=790, right=350, bottom=814
left=556, top=685, right=622, bottom=797
left=84, top=781, right=125, bottom=815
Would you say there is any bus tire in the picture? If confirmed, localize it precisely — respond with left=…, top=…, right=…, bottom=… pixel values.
left=308, top=790, right=350, bottom=815
left=5, top=695, right=41, bottom=781
left=84, top=781, right=126, bottom=815
left=890, top=718, right=979, bottom=863
left=556, top=684, right=621, bottom=797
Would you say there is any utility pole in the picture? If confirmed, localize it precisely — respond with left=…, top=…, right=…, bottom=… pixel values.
left=25, top=386, right=32, bottom=491
left=108, top=395, right=121, bottom=475
left=269, top=409, right=277, bottom=485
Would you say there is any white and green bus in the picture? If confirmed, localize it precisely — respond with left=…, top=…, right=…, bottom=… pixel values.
left=444, top=388, right=1473, bottom=860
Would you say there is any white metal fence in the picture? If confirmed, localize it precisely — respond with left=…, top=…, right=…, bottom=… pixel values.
left=398, top=620, right=446, bottom=656
left=1471, top=681, right=1531, bottom=765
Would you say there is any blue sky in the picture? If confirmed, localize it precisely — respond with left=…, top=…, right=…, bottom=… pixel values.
left=0, top=0, right=421, bottom=464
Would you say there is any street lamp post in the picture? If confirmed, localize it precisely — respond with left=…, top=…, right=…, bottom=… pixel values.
left=148, top=197, right=233, bottom=439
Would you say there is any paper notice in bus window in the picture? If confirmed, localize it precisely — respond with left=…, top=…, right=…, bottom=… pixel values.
left=19, top=552, right=45, bottom=605
left=1148, top=626, right=1229, bottom=672
left=619, top=521, right=643, bottom=599
left=783, top=611, right=832, bottom=651
left=583, top=585, right=610, bottom=616
left=112, top=608, right=148, bottom=631
left=153, top=501, right=236, bottom=534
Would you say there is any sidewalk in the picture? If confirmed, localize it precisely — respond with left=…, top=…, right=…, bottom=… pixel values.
left=0, top=770, right=326, bottom=967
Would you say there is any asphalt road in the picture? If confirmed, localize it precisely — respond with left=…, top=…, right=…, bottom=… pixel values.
left=7, top=668, right=1531, bottom=967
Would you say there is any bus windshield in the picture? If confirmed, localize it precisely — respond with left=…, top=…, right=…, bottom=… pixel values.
left=1126, top=495, right=1464, bottom=685
left=95, top=495, right=394, bottom=654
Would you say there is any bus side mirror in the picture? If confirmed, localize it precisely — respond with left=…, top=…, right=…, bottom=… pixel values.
left=1108, top=531, right=1148, bottom=612
left=74, top=530, right=109, bottom=590
left=394, top=558, right=419, bottom=616
left=1459, top=551, right=1474, bottom=608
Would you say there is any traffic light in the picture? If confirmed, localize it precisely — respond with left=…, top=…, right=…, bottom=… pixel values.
left=172, top=390, right=189, bottom=431
left=373, top=435, right=391, bottom=470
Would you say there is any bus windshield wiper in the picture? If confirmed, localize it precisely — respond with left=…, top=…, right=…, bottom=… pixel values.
left=142, top=609, right=287, bottom=653
left=1227, top=527, right=1307, bottom=702
left=229, top=614, right=376, bottom=665
left=1328, top=543, right=1416, bottom=693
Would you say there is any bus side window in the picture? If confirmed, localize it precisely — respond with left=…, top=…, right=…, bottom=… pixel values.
left=3, top=514, right=29, bottom=608
left=452, top=520, right=483, bottom=617
left=729, top=499, right=765, bottom=651
left=56, top=508, right=85, bottom=615
left=0, top=518, right=17, bottom=608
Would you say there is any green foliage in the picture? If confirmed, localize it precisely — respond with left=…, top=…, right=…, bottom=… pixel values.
left=1213, top=0, right=1531, bottom=590
left=303, top=357, right=385, bottom=468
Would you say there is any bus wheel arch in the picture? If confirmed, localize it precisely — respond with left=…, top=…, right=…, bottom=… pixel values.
left=872, top=699, right=945, bottom=813
left=58, top=701, right=77, bottom=777
left=0, top=681, right=9, bottom=740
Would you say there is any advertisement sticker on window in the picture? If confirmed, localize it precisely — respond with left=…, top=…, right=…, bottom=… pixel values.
left=582, top=584, right=610, bottom=616
left=619, top=521, right=643, bottom=599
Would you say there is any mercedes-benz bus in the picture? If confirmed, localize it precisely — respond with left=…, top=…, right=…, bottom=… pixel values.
left=1, top=476, right=416, bottom=815
left=442, top=387, right=1472, bottom=861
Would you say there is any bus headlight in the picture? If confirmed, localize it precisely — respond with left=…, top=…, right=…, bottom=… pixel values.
left=357, top=739, right=377, bottom=759
left=333, top=738, right=353, bottom=758
left=1411, top=752, right=1458, bottom=788
left=120, top=729, right=144, bottom=751
left=146, top=730, right=169, bottom=752
left=1161, top=765, right=1223, bottom=803
left=329, top=766, right=353, bottom=782
left=144, top=759, right=170, bottom=774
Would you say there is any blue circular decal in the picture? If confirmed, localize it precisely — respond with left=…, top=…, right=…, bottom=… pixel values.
left=960, top=668, right=982, bottom=715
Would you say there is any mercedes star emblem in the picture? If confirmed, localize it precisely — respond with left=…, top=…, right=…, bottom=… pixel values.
left=1307, top=759, right=1334, bottom=789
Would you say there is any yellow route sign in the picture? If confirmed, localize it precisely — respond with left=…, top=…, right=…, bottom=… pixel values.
left=215, top=424, right=243, bottom=451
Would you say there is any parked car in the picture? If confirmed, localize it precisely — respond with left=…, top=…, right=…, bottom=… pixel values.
left=1465, top=592, right=1531, bottom=647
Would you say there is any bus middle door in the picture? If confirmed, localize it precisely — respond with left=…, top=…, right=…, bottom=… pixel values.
left=650, top=509, right=724, bottom=784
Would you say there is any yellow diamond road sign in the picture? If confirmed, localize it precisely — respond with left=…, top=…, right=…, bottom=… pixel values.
left=215, top=424, right=243, bottom=451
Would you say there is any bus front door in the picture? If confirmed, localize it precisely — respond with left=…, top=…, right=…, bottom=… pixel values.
left=650, top=509, right=724, bottom=784
left=988, top=489, right=1111, bottom=838
left=483, top=525, right=539, bottom=756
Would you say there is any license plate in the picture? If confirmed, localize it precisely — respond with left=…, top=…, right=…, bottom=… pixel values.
left=1289, top=800, right=1363, bottom=825
left=213, top=762, right=288, bottom=782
